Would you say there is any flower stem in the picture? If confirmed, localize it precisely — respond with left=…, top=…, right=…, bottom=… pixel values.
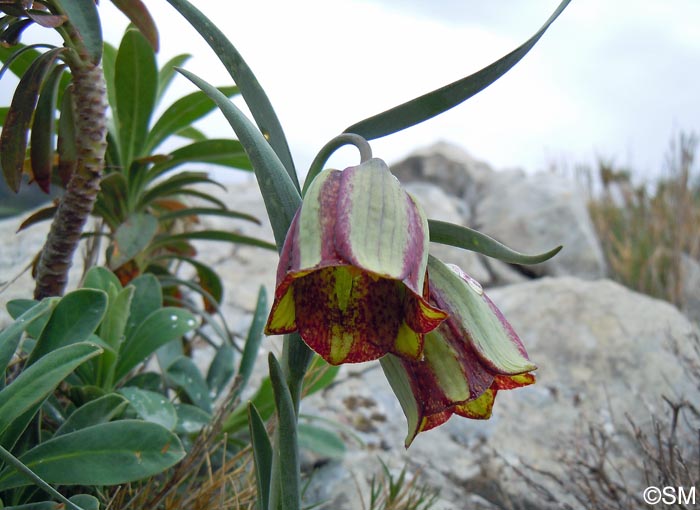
left=302, top=133, right=372, bottom=196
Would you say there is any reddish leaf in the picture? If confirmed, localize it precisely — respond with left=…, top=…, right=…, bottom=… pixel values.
left=16, top=203, right=58, bottom=233
left=0, top=47, right=66, bottom=192
left=110, top=0, right=159, bottom=52
left=26, top=10, right=67, bottom=28
left=31, top=64, right=65, bottom=192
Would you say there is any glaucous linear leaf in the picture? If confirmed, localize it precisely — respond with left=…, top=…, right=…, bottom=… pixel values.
left=344, top=0, right=572, bottom=140
left=151, top=230, right=276, bottom=252
left=165, top=0, right=299, bottom=188
left=428, top=219, right=562, bottom=265
left=248, top=403, right=272, bottom=510
left=158, top=206, right=260, bottom=225
left=177, top=69, right=301, bottom=250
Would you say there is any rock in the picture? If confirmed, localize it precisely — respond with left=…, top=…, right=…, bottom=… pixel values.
left=391, top=142, right=608, bottom=282
left=477, top=170, right=607, bottom=280
left=404, top=182, right=490, bottom=284
left=302, top=277, right=698, bottom=509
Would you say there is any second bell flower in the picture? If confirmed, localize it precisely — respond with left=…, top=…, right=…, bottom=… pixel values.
left=265, top=158, right=447, bottom=365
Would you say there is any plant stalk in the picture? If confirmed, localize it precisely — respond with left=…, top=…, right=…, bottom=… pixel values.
left=33, top=62, right=108, bottom=299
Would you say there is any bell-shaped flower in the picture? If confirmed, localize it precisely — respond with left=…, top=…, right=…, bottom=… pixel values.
left=381, top=256, right=536, bottom=446
left=265, top=159, right=447, bottom=365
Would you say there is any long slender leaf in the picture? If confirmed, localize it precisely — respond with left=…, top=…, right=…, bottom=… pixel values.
left=232, top=286, right=267, bottom=401
left=344, top=0, right=572, bottom=140
left=428, top=219, right=561, bottom=265
left=165, top=0, right=299, bottom=188
left=145, top=86, right=239, bottom=154
left=206, top=344, right=235, bottom=399
left=0, top=421, right=185, bottom=490
left=53, top=0, right=102, bottom=64
left=248, top=403, right=272, bottom=510
left=0, top=48, right=66, bottom=192
left=158, top=206, right=260, bottom=225
left=147, top=138, right=252, bottom=181
left=151, top=230, right=276, bottom=252
left=30, top=64, right=64, bottom=193
left=156, top=53, right=191, bottom=104
left=268, top=354, right=300, bottom=510
left=137, top=171, right=224, bottom=209
left=0, top=44, right=42, bottom=79
left=177, top=69, right=300, bottom=250
left=0, top=342, right=102, bottom=438
left=115, top=27, right=157, bottom=167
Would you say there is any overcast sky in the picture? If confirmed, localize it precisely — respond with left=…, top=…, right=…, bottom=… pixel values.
left=12, top=0, right=700, bottom=183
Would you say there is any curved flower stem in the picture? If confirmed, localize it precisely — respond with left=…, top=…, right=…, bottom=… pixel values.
left=301, top=133, right=372, bottom=196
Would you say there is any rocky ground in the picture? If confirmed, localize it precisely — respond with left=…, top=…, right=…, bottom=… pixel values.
left=1, top=143, right=698, bottom=509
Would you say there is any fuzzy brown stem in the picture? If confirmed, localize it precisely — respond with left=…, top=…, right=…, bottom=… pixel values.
left=33, top=63, right=107, bottom=299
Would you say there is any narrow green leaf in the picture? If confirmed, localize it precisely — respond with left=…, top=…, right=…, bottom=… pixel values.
left=176, top=68, right=301, bottom=250
left=268, top=353, right=300, bottom=510
left=223, top=377, right=274, bottom=434
left=0, top=420, right=185, bottom=490
left=0, top=342, right=102, bottom=438
left=206, top=344, right=235, bottom=399
left=145, top=86, right=239, bottom=154
left=118, top=387, right=177, bottom=430
left=344, top=0, right=572, bottom=140
left=0, top=48, right=66, bottom=192
left=0, top=44, right=43, bottom=80
left=248, top=403, right=272, bottom=510
left=297, top=423, right=345, bottom=459
left=111, top=0, right=159, bottom=52
left=151, top=230, right=276, bottom=252
left=175, top=125, right=206, bottom=141
left=428, top=219, right=562, bottom=265
left=164, top=356, right=212, bottom=413
left=54, top=393, right=129, bottom=436
left=115, top=27, right=157, bottom=167
left=53, top=0, right=102, bottom=64
left=156, top=53, right=191, bottom=104
left=115, top=307, right=197, bottom=383
left=158, top=206, right=260, bottom=225
left=147, top=139, right=252, bottom=180
left=109, top=213, right=159, bottom=269
left=28, top=289, right=107, bottom=365
left=0, top=300, right=55, bottom=376
left=136, top=171, right=224, bottom=209
left=233, top=286, right=267, bottom=401
left=165, top=0, right=299, bottom=188
left=30, top=64, right=64, bottom=193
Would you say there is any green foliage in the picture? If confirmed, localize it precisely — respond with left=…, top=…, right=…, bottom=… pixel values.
left=367, top=463, right=439, bottom=510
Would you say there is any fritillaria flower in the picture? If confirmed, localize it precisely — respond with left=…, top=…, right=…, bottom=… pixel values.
left=265, top=159, right=447, bottom=365
left=382, top=257, right=536, bottom=446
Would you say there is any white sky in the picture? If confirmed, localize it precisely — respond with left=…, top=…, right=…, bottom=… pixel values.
left=10, top=0, right=700, bottom=183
